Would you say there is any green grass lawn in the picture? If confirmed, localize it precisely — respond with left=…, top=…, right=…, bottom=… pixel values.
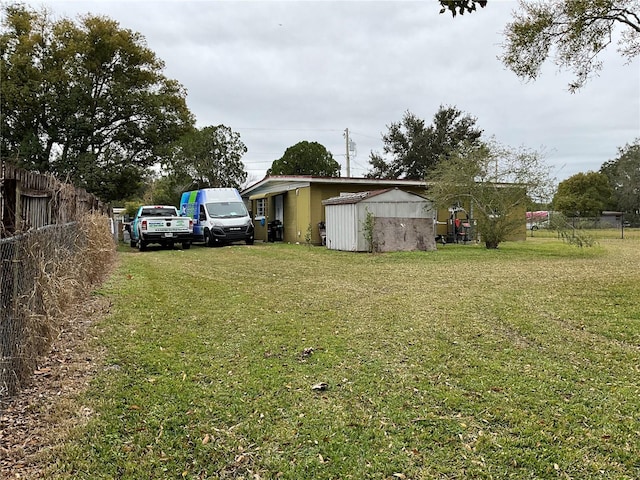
left=50, top=238, right=640, bottom=479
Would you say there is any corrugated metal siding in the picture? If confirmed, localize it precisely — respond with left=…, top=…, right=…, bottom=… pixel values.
left=325, top=203, right=359, bottom=251
left=324, top=190, right=436, bottom=252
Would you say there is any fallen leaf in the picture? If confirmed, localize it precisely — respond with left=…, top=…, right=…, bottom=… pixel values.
left=202, top=434, right=210, bottom=444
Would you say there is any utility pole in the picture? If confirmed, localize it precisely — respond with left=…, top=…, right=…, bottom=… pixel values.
left=344, top=128, right=351, bottom=177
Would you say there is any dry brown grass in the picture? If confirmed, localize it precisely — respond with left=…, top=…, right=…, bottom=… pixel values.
left=17, top=215, right=116, bottom=364
left=0, top=213, right=117, bottom=478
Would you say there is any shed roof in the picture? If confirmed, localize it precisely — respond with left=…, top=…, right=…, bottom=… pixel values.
left=322, top=189, right=392, bottom=205
left=322, top=188, right=429, bottom=206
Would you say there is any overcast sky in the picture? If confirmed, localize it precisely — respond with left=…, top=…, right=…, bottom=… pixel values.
left=35, top=0, right=640, bottom=186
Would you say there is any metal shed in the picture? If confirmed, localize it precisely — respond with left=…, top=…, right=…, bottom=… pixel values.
left=322, top=188, right=436, bottom=252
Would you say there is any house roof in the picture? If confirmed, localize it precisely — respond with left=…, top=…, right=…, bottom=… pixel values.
left=241, top=175, right=426, bottom=199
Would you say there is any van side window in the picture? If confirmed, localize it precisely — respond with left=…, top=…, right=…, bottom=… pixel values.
left=199, top=205, right=207, bottom=221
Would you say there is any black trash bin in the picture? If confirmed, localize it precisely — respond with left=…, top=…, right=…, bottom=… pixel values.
left=268, top=220, right=283, bottom=242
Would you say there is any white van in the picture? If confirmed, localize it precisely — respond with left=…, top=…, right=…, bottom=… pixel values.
left=180, top=188, right=254, bottom=246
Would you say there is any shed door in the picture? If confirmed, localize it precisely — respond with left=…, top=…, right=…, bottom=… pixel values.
left=275, top=195, right=284, bottom=223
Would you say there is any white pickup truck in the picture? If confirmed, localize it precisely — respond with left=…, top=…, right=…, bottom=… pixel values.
left=129, top=205, right=193, bottom=251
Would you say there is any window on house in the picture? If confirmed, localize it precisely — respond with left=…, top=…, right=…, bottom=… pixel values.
left=255, top=198, right=266, bottom=217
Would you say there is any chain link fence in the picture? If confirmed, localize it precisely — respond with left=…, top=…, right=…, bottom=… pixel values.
left=0, top=217, right=113, bottom=399
left=528, top=214, right=640, bottom=243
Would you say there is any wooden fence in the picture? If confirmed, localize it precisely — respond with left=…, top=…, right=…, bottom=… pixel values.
left=1, top=160, right=112, bottom=399
left=1, top=161, right=108, bottom=237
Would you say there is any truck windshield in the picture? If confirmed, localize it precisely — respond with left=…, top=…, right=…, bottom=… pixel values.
left=141, top=208, right=178, bottom=217
left=206, top=202, right=247, bottom=218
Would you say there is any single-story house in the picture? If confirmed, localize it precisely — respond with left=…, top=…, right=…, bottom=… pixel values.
left=322, top=188, right=437, bottom=252
left=241, top=175, right=526, bottom=245
left=241, top=176, right=428, bottom=245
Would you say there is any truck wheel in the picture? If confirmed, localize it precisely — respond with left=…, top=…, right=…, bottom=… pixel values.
left=182, top=242, right=191, bottom=250
left=130, top=239, right=137, bottom=248
left=246, top=237, right=254, bottom=245
left=138, top=239, right=147, bottom=252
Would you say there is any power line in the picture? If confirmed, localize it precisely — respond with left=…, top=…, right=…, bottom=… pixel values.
left=237, top=127, right=343, bottom=133
left=349, top=130, right=381, bottom=141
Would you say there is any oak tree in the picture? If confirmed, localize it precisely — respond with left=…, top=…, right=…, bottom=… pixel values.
left=0, top=4, right=194, bottom=201
left=367, top=106, right=483, bottom=180
left=500, top=0, right=640, bottom=91
left=600, top=139, right=640, bottom=222
left=268, top=141, right=341, bottom=177
left=552, top=171, right=614, bottom=216
left=438, top=0, right=488, bottom=17
left=167, top=125, right=248, bottom=190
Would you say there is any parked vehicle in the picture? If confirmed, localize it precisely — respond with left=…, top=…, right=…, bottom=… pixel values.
left=180, top=188, right=254, bottom=246
left=129, top=205, right=193, bottom=251
left=526, top=210, right=550, bottom=230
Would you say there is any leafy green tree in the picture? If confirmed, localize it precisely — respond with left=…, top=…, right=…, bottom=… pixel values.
left=267, top=141, right=340, bottom=177
left=0, top=4, right=194, bottom=201
left=552, top=171, right=614, bottom=217
left=367, top=106, right=483, bottom=180
left=439, top=0, right=487, bottom=16
left=124, top=200, right=142, bottom=219
left=600, top=139, right=640, bottom=222
left=500, top=0, right=640, bottom=91
left=167, top=125, right=248, bottom=190
left=141, top=174, right=188, bottom=207
left=427, top=140, right=552, bottom=249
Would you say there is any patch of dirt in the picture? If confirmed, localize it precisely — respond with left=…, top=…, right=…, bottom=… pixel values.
left=0, top=295, right=112, bottom=479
